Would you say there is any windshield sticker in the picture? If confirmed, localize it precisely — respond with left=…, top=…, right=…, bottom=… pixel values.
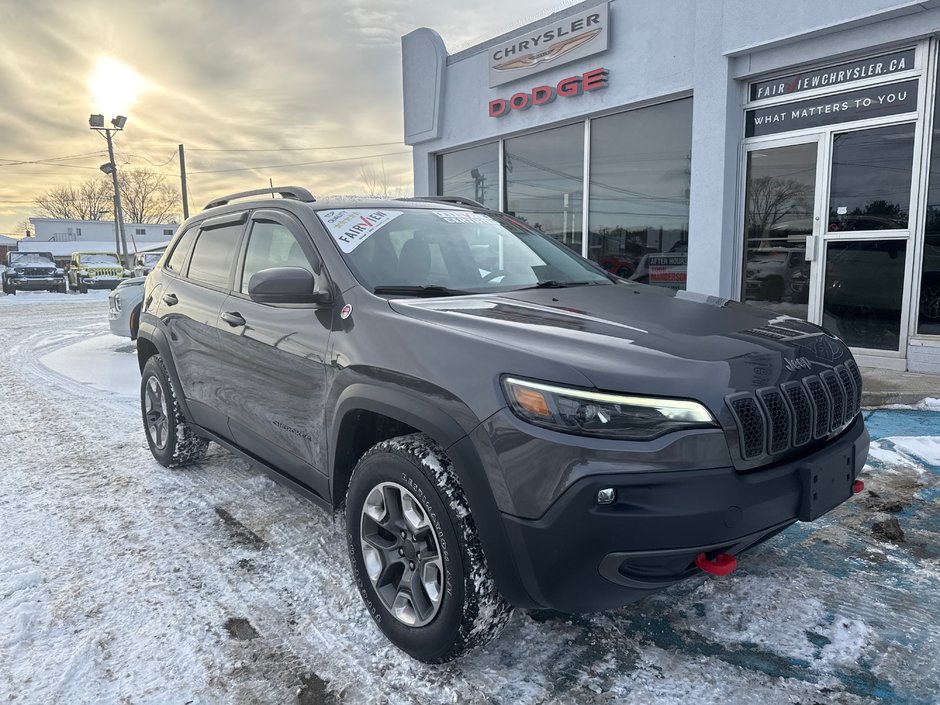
left=317, top=209, right=404, bottom=253
left=432, top=211, right=494, bottom=225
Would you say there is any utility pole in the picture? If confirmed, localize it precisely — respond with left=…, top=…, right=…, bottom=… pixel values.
left=179, top=144, right=189, bottom=219
left=89, top=114, right=130, bottom=267
left=104, top=129, right=128, bottom=265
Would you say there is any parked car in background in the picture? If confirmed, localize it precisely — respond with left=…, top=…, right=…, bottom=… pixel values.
left=132, top=250, right=164, bottom=278
left=108, top=276, right=147, bottom=339
left=744, top=248, right=809, bottom=303
left=2, top=251, right=67, bottom=294
left=68, top=251, right=126, bottom=293
left=597, top=255, right=636, bottom=278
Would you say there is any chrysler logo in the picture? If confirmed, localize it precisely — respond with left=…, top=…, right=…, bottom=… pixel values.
left=493, top=29, right=602, bottom=72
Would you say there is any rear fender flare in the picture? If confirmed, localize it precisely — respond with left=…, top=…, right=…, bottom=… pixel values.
left=137, top=315, right=196, bottom=423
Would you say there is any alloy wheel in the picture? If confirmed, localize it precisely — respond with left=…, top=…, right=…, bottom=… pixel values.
left=359, top=481, right=445, bottom=627
left=144, top=375, right=169, bottom=451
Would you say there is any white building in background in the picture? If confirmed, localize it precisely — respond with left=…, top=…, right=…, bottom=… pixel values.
left=402, top=0, right=940, bottom=373
left=28, top=218, right=177, bottom=245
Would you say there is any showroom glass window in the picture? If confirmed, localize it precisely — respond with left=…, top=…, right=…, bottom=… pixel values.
left=587, top=99, right=692, bottom=289
left=919, top=62, right=940, bottom=335
left=504, top=123, right=584, bottom=253
left=437, top=143, right=499, bottom=210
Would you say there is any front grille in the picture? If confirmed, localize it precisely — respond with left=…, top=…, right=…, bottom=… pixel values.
left=22, top=268, right=55, bottom=276
left=727, top=363, right=862, bottom=462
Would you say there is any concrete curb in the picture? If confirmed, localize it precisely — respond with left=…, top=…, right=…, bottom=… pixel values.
left=859, top=366, right=940, bottom=409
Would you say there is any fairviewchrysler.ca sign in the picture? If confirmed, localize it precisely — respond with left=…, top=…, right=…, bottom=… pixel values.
left=488, top=2, right=610, bottom=88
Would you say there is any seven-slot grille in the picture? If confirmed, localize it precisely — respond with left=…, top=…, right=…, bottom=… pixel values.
left=726, top=360, right=862, bottom=462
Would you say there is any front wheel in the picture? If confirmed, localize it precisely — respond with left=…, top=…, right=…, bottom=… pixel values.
left=346, top=433, right=512, bottom=663
left=140, top=355, right=208, bottom=467
left=78, top=278, right=88, bottom=294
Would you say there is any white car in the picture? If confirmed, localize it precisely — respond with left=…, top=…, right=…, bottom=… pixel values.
left=107, top=276, right=147, bottom=339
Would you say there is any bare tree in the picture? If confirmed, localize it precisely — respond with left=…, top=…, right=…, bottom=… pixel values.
left=745, top=176, right=813, bottom=247
left=359, top=161, right=406, bottom=198
left=34, top=180, right=112, bottom=220
left=33, top=169, right=180, bottom=224
left=118, top=168, right=180, bottom=224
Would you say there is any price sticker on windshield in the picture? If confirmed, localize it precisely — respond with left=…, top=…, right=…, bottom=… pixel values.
left=432, top=211, right=494, bottom=225
left=317, top=209, right=404, bottom=253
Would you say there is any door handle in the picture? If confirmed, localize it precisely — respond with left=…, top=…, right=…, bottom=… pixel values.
left=162, top=293, right=178, bottom=306
left=220, top=311, right=246, bottom=327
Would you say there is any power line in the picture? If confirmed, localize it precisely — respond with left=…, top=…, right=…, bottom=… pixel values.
left=0, top=150, right=108, bottom=167
left=189, top=149, right=411, bottom=175
left=121, top=151, right=179, bottom=168
left=187, top=141, right=402, bottom=153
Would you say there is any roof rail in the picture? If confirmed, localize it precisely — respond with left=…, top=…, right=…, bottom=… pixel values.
left=398, top=195, right=485, bottom=209
left=203, top=186, right=316, bottom=210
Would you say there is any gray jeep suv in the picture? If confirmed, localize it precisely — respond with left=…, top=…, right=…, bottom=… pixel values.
left=136, top=187, right=869, bottom=663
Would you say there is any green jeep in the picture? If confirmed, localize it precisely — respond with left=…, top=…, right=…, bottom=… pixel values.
left=68, top=251, right=126, bottom=293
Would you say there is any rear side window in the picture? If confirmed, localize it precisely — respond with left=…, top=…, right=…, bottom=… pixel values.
left=186, top=224, right=243, bottom=289
left=240, top=221, right=315, bottom=294
left=165, top=227, right=197, bottom=273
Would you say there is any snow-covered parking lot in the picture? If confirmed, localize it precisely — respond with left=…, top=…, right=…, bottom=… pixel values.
left=1, top=292, right=939, bottom=704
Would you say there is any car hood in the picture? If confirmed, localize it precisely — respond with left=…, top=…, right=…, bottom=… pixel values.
left=387, top=283, right=853, bottom=408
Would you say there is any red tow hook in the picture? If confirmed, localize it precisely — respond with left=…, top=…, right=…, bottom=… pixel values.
left=695, top=552, right=737, bottom=576
left=853, top=480, right=865, bottom=494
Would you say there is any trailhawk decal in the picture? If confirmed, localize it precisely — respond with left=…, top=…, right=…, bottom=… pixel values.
left=317, top=209, right=404, bottom=253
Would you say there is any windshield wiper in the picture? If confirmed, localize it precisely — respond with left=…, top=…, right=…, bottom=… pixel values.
left=516, top=280, right=603, bottom=290
left=372, top=285, right=468, bottom=297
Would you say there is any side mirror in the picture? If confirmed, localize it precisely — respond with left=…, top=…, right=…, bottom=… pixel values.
left=247, top=266, right=332, bottom=306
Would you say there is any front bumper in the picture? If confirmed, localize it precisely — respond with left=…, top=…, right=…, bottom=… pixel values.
left=6, top=277, right=65, bottom=290
left=83, top=276, right=122, bottom=290
left=481, top=414, right=869, bottom=613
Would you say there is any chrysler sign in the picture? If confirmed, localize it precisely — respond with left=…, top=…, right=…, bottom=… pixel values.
left=488, top=3, right=609, bottom=88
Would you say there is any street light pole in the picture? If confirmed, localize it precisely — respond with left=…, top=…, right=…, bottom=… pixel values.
left=90, top=114, right=130, bottom=268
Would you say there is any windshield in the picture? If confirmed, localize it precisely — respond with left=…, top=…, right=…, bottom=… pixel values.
left=80, top=253, right=120, bottom=265
left=316, top=208, right=611, bottom=294
left=10, top=252, right=55, bottom=265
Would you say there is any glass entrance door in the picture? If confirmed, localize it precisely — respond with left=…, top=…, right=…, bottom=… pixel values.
left=742, top=124, right=917, bottom=355
left=742, top=139, right=822, bottom=320
left=820, top=123, right=916, bottom=352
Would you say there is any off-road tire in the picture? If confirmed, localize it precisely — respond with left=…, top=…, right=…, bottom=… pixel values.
left=140, top=354, right=209, bottom=468
left=78, top=278, right=88, bottom=294
left=346, top=433, right=512, bottom=663
left=56, top=282, right=67, bottom=294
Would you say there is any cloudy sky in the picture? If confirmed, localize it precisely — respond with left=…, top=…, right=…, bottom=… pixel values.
left=0, top=0, right=568, bottom=235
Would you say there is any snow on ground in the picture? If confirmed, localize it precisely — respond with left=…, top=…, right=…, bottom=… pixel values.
left=1, top=295, right=939, bottom=704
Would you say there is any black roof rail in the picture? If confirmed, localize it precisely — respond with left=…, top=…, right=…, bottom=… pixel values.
left=203, top=186, right=316, bottom=210
left=398, top=195, right=485, bottom=209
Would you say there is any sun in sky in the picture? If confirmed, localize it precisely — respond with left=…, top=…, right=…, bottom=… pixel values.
left=86, top=56, right=148, bottom=117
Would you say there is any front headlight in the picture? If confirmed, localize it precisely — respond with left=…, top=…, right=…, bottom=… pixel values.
left=112, top=293, right=122, bottom=311
left=502, top=377, right=717, bottom=441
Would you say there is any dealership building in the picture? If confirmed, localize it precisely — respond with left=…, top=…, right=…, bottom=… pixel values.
left=402, top=0, right=940, bottom=373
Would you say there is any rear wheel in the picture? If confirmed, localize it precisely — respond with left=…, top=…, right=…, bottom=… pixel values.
left=346, top=433, right=512, bottom=663
left=141, top=354, right=208, bottom=467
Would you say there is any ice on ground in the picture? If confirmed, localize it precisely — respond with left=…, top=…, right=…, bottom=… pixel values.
left=39, top=332, right=139, bottom=398
left=1, top=298, right=938, bottom=705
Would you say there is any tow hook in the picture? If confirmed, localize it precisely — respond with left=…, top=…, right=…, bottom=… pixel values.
left=853, top=480, right=865, bottom=494
left=695, top=552, right=737, bottom=576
